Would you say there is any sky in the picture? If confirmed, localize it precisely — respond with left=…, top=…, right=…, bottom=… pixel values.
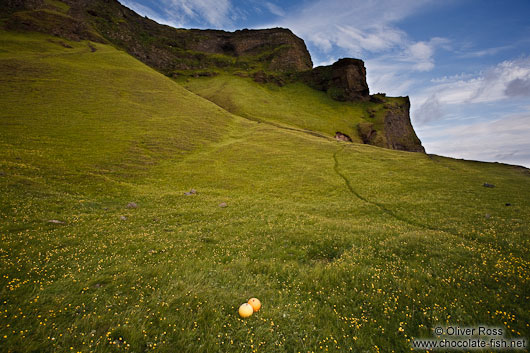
left=119, top=0, right=530, bottom=167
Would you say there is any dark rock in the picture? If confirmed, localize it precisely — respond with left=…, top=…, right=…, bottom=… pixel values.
left=126, top=202, right=138, bottom=208
left=357, top=122, right=379, bottom=145
left=334, top=132, right=352, bottom=142
left=0, top=0, right=44, bottom=14
left=382, top=98, right=425, bottom=152
left=505, top=203, right=512, bottom=206
left=302, top=58, right=369, bottom=101
left=5, top=8, right=105, bottom=43
left=356, top=99, right=424, bottom=152
left=219, top=202, right=228, bottom=208
left=48, top=219, right=65, bottom=224
left=47, top=39, right=73, bottom=48
left=369, top=94, right=386, bottom=104
left=184, top=189, right=197, bottom=196
left=253, top=71, right=285, bottom=86
left=0, top=171, right=5, bottom=176
left=483, top=183, right=495, bottom=188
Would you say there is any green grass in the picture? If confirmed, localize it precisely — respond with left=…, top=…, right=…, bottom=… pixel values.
left=181, top=74, right=394, bottom=142
left=44, top=0, right=71, bottom=13
left=1, top=30, right=529, bottom=353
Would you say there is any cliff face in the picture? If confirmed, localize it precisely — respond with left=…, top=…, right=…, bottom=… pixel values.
left=383, top=98, right=425, bottom=153
left=303, top=58, right=370, bottom=101
left=1, top=0, right=425, bottom=153
left=69, top=0, right=312, bottom=74
left=3, top=0, right=312, bottom=74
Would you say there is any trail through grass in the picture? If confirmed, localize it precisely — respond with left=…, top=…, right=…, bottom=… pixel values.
left=1, top=30, right=529, bottom=353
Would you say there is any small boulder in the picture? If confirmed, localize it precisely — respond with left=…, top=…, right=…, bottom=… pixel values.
left=48, top=219, right=65, bottom=224
left=184, top=189, right=197, bottom=196
left=126, top=202, right=138, bottom=208
left=219, top=202, right=228, bottom=208
left=120, top=215, right=127, bottom=221
left=335, top=132, right=352, bottom=142
left=483, top=183, right=495, bottom=188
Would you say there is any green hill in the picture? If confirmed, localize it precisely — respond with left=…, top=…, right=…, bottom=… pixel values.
left=1, top=10, right=529, bottom=353
left=2, top=0, right=424, bottom=152
left=180, top=74, right=406, bottom=145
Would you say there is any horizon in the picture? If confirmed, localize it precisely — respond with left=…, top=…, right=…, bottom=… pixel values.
left=118, top=0, right=530, bottom=168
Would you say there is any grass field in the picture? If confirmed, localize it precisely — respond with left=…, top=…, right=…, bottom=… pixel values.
left=1, top=30, right=529, bottom=352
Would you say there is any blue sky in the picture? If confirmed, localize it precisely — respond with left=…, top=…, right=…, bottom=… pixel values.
left=119, top=0, right=530, bottom=167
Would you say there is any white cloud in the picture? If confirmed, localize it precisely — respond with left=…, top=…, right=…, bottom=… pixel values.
left=458, top=45, right=514, bottom=58
left=119, top=0, right=233, bottom=28
left=402, top=38, right=450, bottom=71
left=413, top=57, right=530, bottom=110
left=420, top=113, right=530, bottom=167
left=333, top=25, right=407, bottom=54
left=119, top=0, right=183, bottom=27
left=269, top=0, right=444, bottom=73
left=264, top=2, right=285, bottom=17
left=263, top=0, right=450, bottom=98
left=165, top=0, right=232, bottom=27
left=414, top=94, right=444, bottom=123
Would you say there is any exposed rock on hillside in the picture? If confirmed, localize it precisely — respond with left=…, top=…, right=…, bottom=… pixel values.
left=6, top=9, right=105, bottom=42
left=383, top=98, right=425, bottom=152
left=2, top=0, right=313, bottom=74
left=0, top=0, right=43, bottom=13
left=335, top=132, right=353, bottom=142
left=1, top=0, right=425, bottom=153
left=303, top=58, right=370, bottom=101
left=72, top=0, right=312, bottom=74
left=357, top=99, right=425, bottom=152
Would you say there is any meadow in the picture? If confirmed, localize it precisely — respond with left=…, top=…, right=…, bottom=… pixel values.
left=0, top=30, right=529, bottom=352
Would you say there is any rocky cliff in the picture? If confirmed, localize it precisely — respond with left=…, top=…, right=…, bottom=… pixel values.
left=1, top=0, right=425, bottom=153
left=2, top=0, right=312, bottom=74
left=302, top=58, right=370, bottom=101
left=357, top=98, right=425, bottom=153
left=70, top=0, right=312, bottom=74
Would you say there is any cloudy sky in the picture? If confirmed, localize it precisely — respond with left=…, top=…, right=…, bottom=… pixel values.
left=119, top=0, right=530, bottom=167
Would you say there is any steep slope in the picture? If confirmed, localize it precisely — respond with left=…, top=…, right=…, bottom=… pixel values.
left=0, top=29, right=235, bottom=192
left=1, top=0, right=424, bottom=152
left=181, top=74, right=425, bottom=152
left=1, top=30, right=529, bottom=353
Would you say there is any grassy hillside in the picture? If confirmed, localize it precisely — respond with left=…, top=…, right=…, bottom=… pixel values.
left=1, top=29, right=529, bottom=353
left=181, top=74, right=399, bottom=143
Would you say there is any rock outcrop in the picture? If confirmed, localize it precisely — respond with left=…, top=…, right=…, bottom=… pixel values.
left=357, top=98, right=425, bottom=152
left=1, top=0, right=425, bottom=153
left=70, top=0, right=312, bottom=74
left=335, top=132, right=353, bottom=142
left=383, top=98, right=425, bottom=152
left=303, top=58, right=370, bottom=101
left=3, top=0, right=313, bottom=74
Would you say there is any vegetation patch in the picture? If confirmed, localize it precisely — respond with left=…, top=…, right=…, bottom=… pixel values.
left=0, top=29, right=529, bottom=353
